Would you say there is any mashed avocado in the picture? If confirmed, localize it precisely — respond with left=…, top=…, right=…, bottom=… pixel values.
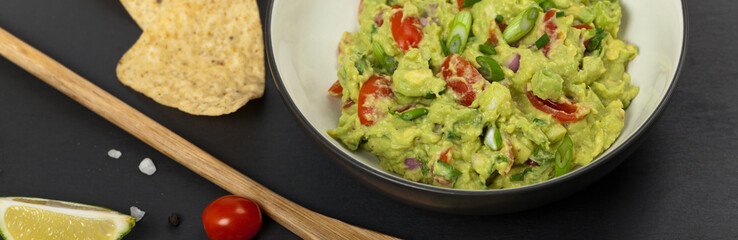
left=328, top=0, right=638, bottom=189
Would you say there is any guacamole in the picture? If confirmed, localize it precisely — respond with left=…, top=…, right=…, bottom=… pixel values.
left=328, top=0, right=638, bottom=190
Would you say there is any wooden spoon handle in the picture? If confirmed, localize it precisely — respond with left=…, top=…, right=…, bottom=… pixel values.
left=0, top=27, right=398, bottom=240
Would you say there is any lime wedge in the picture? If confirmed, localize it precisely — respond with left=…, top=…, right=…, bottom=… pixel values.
left=0, top=197, right=135, bottom=240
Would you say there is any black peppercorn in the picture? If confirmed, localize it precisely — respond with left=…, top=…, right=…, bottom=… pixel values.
left=168, top=213, right=180, bottom=227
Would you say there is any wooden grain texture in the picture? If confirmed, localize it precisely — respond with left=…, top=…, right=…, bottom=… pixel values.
left=0, top=26, right=399, bottom=240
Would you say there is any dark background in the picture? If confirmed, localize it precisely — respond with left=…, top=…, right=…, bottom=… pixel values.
left=0, top=0, right=735, bottom=239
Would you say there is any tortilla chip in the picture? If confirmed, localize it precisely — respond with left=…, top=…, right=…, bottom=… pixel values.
left=116, top=0, right=265, bottom=116
left=119, top=0, right=167, bottom=29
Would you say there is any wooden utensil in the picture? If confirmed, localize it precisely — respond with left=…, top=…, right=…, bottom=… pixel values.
left=0, top=27, right=398, bottom=240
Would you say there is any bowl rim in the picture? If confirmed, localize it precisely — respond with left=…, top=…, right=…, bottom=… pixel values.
left=264, top=0, right=689, bottom=196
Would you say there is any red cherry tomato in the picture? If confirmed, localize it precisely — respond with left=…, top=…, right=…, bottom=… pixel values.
left=488, top=23, right=499, bottom=45
left=202, top=195, right=262, bottom=240
left=358, top=75, right=394, bottom=125
left=342, top=98, right=355, bottom=109
left=440, top=54, right=486, bottom=107
left=488, top=22, right=507, bottom=46
left=573, top=24, right=594, bottom=48
left=541, top=10, right=559, bottom=57
left=572, top=24, right=593, bottom=30
left=439, top=146, right=453, bottom=164
left=328, top=80, right=343, bottom=96
left=498, top=22, right=508, bottom=32
left=390, top=6, right=423, bottom=51
left=525, top=90, right=586, bottom=122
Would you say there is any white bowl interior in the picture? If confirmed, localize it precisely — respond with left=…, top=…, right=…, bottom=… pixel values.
left=269, top=0, right=685, bottom=183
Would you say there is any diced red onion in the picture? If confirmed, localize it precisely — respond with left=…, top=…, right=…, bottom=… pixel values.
left=421, top=4, right=439, bottom=27
left=433, top=175, right=452, bottom=186
left=396, top=104, right=414, bottom=113
left=524, top=159, right=540, bottom=167
left=420, top=17, right=439, bottom=27
left=404, top=158, right=422, bottom=170
left=506, top=53, right=521, bottom=73
left=373, top=9, right=386, bottom=27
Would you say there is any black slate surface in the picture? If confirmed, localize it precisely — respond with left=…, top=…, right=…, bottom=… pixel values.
left=0, top=0, right=735, bottom=239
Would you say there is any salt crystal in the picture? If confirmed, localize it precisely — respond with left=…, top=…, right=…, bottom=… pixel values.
left=130, top=206, right=145, bottom=222
left=107, top=149, right=122, bottom=159
left=138, top=158, right=156, bottom=176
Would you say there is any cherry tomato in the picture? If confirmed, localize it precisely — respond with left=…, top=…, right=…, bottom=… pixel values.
left=342, top=98, right=355, bottom=109
left=440, top=54, right=486, bottom=107
left=572, top=24, right=593, bottom=30
left=358, top=75, right=394, bottom=125
left=202, top=195, right=262, bottom=240
left=487, top=20, right=502, bottom=46
left=328, top=80, right=343, bottom=96
left=572, top=24, right=594, bottom=48
left=390, top=6, right=423, bottom=51
left=487, top=21, right=508, bottom=46
left=541, top=10, right=559, bottom=57
left=498, top=22, right=508, bottom=32
left=525, top=90, right=586, bottom=122
left=488, top=24, right=499, bottom=45
left=439, top=146, right=453, bottom=164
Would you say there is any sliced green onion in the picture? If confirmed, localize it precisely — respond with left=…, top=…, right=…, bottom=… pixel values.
left=440, top=39, right=450, bottom=56
left=495, top=14, right=504, bottom=23
left=446, top=123, right=461, bottom=139
left=539, top=0, right=556, bottom=11
left=535, top=33, right=550, bottom=49
left=372, top=42, right=386, bottom=62
left=532, top=118, right=548, bottom=126
left=479, top=44, right=497, bottom=55
left=554, top=135, right=573, bottom=177
left=586, top=27, right=607, bottom=52
left=354, top=56, right=368, bottom=75
left=460, top=0, right=482, bottom=8
left=484, top=124, right=503, bottom=150
left=476, top=56, right=505, bottom=82
left=372, top=41, right=398, bottom=74
left=446, top=10, right=473, bottom=54
left=502, top=7, right=539, bottom=43
left=424, top=86, right=447, bottom=99
left=400, top=108, right=429, bottom=121
left=556, top=11, right=564, bottom=17
left=385, top=57, right=398, bottom=74
left=510, top=168, right=532, bottom=182
left=421, top=161, right=430, bottom=175
left=446, top=130, right=461, bottom=139
left=372, top=41, right=387, bottom=68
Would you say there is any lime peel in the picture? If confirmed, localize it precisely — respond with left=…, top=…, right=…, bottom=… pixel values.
left=0, top=197, right=135, bottom=240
